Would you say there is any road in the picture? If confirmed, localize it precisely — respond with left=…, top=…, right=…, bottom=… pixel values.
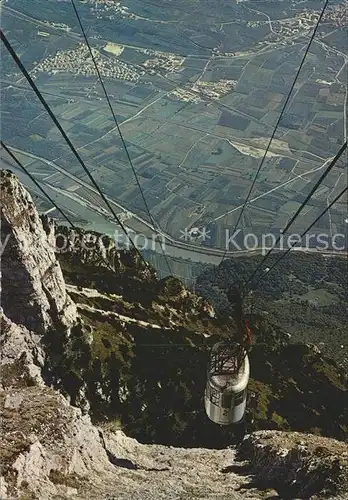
left=209, top=154, right=336, bottom=223
left=121, top=113, right=325, bottom=165
left=2, top=5, right=82, bottom=41
left=326, top=171, right=346, bottom=238
left=1, top=145, right=172, bottom=237
left=2, top=145, right=346, bottom=270
left=2, top=2, right=346, bottom=268
left=246, top=6, right=275, bottom=34
left=314, top=37, right=347, bottom=144
left=66, top=90, right=171, bottom=155
left=3, top=141, right=324, bottom=244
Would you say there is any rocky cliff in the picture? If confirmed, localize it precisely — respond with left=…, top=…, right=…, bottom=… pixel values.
left=1, top=170, right=347, bottom=499
left=1, top=170, right=77, bottom=334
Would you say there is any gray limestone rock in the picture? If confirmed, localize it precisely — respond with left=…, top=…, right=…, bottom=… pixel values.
left=0, top=170, right=77, bottom=334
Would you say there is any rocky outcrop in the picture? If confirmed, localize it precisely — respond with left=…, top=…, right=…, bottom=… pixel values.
left=237, top=431, right=348, bottom=498
left=0, top=379, right=254, bottom=500
left=55, top=224, right=156, bottom=282
left=0, top=170, right=77, bottom=334
left=1, top=313, right=45, bottom=389
left=2, top=377, right=347, bottom=500
left=1, top=379, right=120, bottom=499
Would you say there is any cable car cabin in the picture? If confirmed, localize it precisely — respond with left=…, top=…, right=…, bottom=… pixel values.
left=204, top=341, right=249, bottom=425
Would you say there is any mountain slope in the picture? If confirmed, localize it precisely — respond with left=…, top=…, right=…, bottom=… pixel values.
left=53, top=229, right=347, bottom=446
left=0, top=169, right=347, bottom=499
left=196, top=252, right=348, bottom=366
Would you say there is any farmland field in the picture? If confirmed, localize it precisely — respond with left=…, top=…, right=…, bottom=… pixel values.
left=1, top=0, right=347, bottom=278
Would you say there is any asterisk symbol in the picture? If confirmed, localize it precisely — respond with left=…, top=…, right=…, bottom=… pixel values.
left=197, top=227, right=211, bottom=242
left=179, top=228, right=193, bottom=242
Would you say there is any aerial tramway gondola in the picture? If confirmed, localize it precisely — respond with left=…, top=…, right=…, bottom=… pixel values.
left=204, top=284, right=252, bottom=427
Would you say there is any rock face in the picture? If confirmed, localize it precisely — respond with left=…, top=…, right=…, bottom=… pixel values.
left=0, top=381, right=253, bottom=500
left=1, top=313, right=45, bottom=388
left=237, top=431, right=348, bottom=499
left=0, top=170, right=77, bottom=334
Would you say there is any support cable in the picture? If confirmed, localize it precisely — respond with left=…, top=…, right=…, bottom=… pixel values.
left=70, top=0, right=172, bottom=275
left=1, top=29, right=149, bottom=268
left=255, top=186, right=347, bottom=285
left=1, top=141, right=76, bottom=228
left=220, top=0, right=329, bottom=264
